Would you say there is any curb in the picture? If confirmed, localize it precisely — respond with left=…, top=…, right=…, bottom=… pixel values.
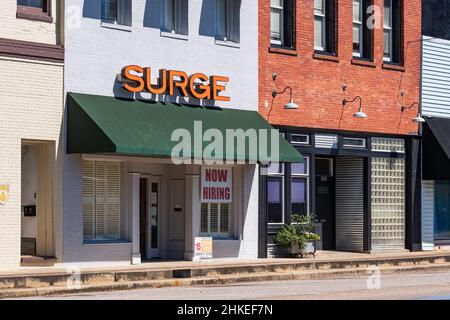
left=3, top=262, right=450, bottom=299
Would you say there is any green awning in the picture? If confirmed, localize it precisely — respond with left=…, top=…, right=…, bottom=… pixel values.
left=67, top=92, right=303, bottom=163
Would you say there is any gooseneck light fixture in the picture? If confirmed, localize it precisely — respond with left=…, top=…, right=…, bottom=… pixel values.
left=342, top=96, right=368, bottom=119
left=272, top=86, right=299, bottom=110
left=401, top=102, right=425, bottom=123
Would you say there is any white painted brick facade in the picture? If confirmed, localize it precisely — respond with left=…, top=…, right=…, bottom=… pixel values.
left=0, top=1, right=59, bottom=44
left=0, top=57, right=63, bottom=269
left=62, top=0, right=260, bottom=264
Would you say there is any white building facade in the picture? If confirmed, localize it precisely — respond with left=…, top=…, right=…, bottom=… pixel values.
left=0, top=0, right=64, bottom=269
left=61, top=0, right=300, bottom=267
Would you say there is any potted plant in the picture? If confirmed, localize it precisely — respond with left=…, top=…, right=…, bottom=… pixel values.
left=274, top=214, right=320, bottom=258
left=274, top=224, right=306, bottom=255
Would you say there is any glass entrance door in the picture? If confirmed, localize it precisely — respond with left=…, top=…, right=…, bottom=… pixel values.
left=150, top=180, right=160, bottom=258
left=435, top=181, right=450, bottom=240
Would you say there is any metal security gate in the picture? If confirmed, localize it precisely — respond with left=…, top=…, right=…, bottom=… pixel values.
left=335, top=157, right=364, bottom=252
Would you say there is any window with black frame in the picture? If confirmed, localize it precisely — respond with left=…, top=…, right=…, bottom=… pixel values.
left=383, top=0, right=402, bottom=64
left=291, top=158, right=309, bottom=216
left=314, top=0, right=336, bottom=54
left=267, top=163, right=284, bottom=224
left=353, top=0, right=374, bottom=60
left=270, top=0, right=295, bottom=49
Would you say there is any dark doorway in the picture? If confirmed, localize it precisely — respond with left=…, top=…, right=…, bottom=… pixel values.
left=315, top=158, right=336, bottom=250
left=140, top=178, right=148, bottom=259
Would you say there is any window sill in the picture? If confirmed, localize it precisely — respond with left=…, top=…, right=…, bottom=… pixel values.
left=16, top=6, right=53, bottom=23
left=101, top=21, right=132, bottom=32
left=382, top=63, right=405, bottom=72
left=313, top=52, right=339, bottom=63
left=83, top=240, right=131, bottom=246
left=160, top=31, right=189, bottom=41
left=268, top=46, right=298, bottom=56
left=351, top=58, right=376, bottom=68
left=215, top=39, right=240, bottom=49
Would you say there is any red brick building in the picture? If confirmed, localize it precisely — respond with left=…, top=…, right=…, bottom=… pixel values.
left=258, top=0, right=423, bottom=256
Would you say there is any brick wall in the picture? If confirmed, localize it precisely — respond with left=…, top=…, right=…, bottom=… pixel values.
left=259, top=0, right=421, bottom=135
left=0, top=1, right=59, bottom=45
left=0, top=57, right=63, bottom=269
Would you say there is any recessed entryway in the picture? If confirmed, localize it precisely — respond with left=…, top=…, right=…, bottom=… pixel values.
left=21, top=140, right=55, bottom=262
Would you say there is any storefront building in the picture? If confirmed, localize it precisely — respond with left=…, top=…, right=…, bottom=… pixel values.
left=62, top=0, right=301, bottom=266
left=0, top=1, right=64, bottom=269
left=258, top=0, right=422, bottom=256
left=420, top=1, right=450, bottom=251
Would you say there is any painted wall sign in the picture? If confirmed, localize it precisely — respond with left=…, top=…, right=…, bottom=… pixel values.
left=0, top=185, right=9, bottom=206
left=201, top=167, right=232, bottom=203
left=121, top=65, right=231, bottom=102
left=194, top=237, right=213, bottom=260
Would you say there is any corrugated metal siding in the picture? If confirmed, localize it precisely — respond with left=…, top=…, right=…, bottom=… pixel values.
left=422, top=180, right=435, bottom=251
left=315, top=134, right=339, bottom=149
left=335, top=158, right=364, bottom=252
left=422, top=36, right=450, bottom=119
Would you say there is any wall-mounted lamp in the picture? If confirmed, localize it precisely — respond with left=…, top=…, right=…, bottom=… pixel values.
left=342, top=96, right=368, bottom=119
left=272, top=86, right=299, bottom=110
left=401, top=102, right=425, bottom=123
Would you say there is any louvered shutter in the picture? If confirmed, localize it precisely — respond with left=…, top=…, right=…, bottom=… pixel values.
left=106, top=162, right=121, bottom=240
left=83, top=161, right=95, bottom=240
left=210, top=204, right=219, bottom=233
left=95, top=162, right=107, bottom=239
left=201, top=203, right=209, bottom=233
left=220, top=204, right=230, bottom=234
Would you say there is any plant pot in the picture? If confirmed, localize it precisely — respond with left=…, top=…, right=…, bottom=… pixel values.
left=289, top=241, right=301, bottom=255
left=300, top=241, right=316, bottom=258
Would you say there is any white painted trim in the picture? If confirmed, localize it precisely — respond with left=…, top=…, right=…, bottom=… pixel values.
left=100, top=21, right=132, bottom=32
left=214, top=39, right=241, bottom=49
left=160, top=31, right=189, bottom=41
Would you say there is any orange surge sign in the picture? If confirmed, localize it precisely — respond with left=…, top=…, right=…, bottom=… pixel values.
left=121, top=65, right=231, bottom=102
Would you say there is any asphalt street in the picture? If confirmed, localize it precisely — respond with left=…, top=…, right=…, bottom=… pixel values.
left=16, top=269, right=450, bottom=300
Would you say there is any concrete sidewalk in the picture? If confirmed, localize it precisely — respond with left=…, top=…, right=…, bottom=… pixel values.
left=4, top=250, right=448, bottom=276
left=2, top=250, right=450, bottom=298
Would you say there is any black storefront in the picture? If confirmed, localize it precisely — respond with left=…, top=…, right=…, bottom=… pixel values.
left=258, top=127, right=422, bottom=257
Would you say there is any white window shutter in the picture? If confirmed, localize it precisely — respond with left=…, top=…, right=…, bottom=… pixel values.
left=201, top=203, right=209, bottom=233
left=106, top=162, right=121, bottom=240
left=83, top=160, right=95, bottom=240
left=95, top=161, right=107, bottom=239
left=210, top=204, right=219, bottom=233
left=220, top=204, right=230, bottom=234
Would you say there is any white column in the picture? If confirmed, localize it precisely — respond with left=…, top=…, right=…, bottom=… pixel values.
left=129, top=173, right=141, bottom=264
left=184, top=166, right=200, bottom=260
